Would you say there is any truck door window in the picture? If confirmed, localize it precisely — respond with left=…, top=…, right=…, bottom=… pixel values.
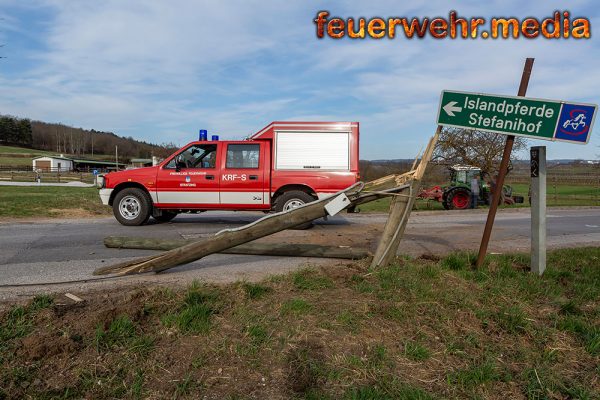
left=226, top=144, right=259, bottom=169
left=165, top=144, right=217, bottom=169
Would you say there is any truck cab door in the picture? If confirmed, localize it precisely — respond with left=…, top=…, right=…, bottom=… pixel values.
left=219, top=142, right=268, bottom=208
left=155, top=143, right=220, bottom=207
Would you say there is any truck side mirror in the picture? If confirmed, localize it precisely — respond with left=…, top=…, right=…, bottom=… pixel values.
left=175, top=155, right=182, bottom=172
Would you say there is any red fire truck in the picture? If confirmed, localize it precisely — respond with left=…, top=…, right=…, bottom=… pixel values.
left=98, top=121, right=360, bottom=226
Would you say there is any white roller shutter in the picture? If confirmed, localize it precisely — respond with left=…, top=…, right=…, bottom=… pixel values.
left=275, top=131, right=350, bottom=170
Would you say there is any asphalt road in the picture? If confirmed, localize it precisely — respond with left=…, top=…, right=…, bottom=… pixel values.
left=1, top=208, right=599, bottom=300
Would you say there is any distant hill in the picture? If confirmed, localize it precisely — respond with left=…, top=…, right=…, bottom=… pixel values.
left=0, top=115, right=177, bottom=160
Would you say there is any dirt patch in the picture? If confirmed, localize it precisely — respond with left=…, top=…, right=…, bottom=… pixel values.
left=47, top=207, right=110, bottom=219
left=19, top=334, right=81, bottom=361
left=0, top=208, right=109, bottom=223
left=286, top=339, right=326, bottom=394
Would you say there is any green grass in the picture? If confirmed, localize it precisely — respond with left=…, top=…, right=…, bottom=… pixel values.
left=0, top=295, right=54, bottom=364
left=403, top=341, right=430, bottom=361
left=292, top=268, right=334, bottom=290
left=0, top=295, right=53, bottom=342
left=161, top=281, right=220, bottom=334
left=0, top=186, right=108, bottom=218
left=241, top=282, right=272, bottom=300
left=173, top=374, right=196, bottom=398
left=1, top=248, right=599, bottom=398
left=94, top=315, right=154, bottom=355
left=95, top=315, right=137, bottom=351
left=281, top=298, right=312, bottom=316
left=0, top=145, right=52, bottom=155
left=509, top=182, right=600, bottom=206
left=0, top=145, right=52, bottom=167
left=447, top=359, right=502, bottom=388
left=344, top=382, right=435, bottom=400
left=359, top=183, right=600, bottom=212
left=0, top=156, right=36, bottom=166
left=493, top=305, right=529, bottom=334
left=0, top=145, right=116, bottom=160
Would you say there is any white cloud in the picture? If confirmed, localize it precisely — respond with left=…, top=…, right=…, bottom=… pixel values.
left=0, top=0, right=598, bottom=159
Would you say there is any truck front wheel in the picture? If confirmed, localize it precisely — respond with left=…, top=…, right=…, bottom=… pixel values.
left=113, top=188, right=152, bottom=226
left=274, top=190, right=316, bottom=229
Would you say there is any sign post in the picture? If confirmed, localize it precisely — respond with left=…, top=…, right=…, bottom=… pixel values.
left=436, top=58, right=598, bottom=268
left=530, top=146, right=546, bottom=275
left=478, top=57, right=532, bottom=268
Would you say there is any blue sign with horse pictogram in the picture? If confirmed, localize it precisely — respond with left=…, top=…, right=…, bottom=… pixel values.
left=554, top=103, right=597, bottom=144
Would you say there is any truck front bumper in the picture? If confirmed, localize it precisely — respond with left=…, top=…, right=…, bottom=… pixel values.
left=99, top=189, right=113, bottom=206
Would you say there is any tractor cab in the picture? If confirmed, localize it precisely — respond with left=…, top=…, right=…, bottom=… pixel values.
left=448, top=165, right=482, bottom=187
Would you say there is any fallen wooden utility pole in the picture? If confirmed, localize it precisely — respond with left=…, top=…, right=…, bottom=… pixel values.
left=104, top=236, right=370, bottom=260
left=94, top=181, right=409, bottom=276
left=371, top=127, right=440, bottom=268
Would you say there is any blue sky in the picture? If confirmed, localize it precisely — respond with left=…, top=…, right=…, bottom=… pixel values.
left=0, top=0, right=598, bottom=160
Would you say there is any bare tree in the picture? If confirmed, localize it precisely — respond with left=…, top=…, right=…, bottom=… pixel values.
left=433, top=127, right=527, bottom=175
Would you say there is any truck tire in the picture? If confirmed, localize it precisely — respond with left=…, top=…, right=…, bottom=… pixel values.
left=113, top=188, right=152, bottom=226
left=154, top=211, right=178, bottom=223
left=446, top=187, right=471, bottom=210
left=274, top=190, right=316, bottom=229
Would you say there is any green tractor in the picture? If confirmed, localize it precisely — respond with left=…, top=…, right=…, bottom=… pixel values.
left=420, top=165, right=524, bottom=210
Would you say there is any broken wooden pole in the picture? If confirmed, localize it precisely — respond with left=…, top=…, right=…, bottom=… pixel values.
left=371, top=128, right=440, bottom=268
left=94, top=182, right=406, bottom=276
left=94, top=180, right=411, bottom=276
left=370, top=180, right=420, bottom=268
left=103, top=236, right=370, bottom=260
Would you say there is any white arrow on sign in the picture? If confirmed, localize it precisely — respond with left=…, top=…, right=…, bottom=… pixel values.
left=443, top=101, right=462, bottom=117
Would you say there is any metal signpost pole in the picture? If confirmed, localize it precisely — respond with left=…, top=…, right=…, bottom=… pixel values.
left=475, top=58, right=534, bottom=268
left=530, top=146, right=546, bottom=275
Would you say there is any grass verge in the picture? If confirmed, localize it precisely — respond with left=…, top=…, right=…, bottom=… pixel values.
left=359, top=183, right=600, bottom=212
left=0, top=247, right=598, bottom=398
left=0, top=186, right=109, bottom=218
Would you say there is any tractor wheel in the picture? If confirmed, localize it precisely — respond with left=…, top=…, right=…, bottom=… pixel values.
left=446, top=188, right=471, bottom=210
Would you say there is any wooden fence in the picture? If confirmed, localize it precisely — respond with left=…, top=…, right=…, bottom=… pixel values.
left=0, top=170, right=96, bottom=184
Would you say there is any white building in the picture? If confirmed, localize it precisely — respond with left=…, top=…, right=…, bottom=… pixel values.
left=32, top=155, right=74, bottom=172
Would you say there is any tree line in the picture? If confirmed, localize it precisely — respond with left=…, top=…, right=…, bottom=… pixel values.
left=0, top=115, right=177, bottom=159
left=0, top=116, right=33, bottom=147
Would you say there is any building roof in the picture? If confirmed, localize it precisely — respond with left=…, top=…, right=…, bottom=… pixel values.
left=32, top=155, right=73, bottom=161
left=72, top=159, right=120, bottom=166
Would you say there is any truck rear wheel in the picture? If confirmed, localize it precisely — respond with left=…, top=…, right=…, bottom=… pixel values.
left=113, top=188, right=152, bottom=226
left=274, top=190, right=316, bottom=229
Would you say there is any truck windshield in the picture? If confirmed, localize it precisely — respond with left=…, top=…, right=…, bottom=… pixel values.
left=166, top=144, right=217, bottom=169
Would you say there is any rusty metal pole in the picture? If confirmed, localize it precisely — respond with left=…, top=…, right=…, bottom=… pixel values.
left=475, top=58, right=534, bottom=267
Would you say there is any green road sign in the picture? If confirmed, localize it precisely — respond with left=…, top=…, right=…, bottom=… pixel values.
left=437, top=90, right=597, bottom=144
